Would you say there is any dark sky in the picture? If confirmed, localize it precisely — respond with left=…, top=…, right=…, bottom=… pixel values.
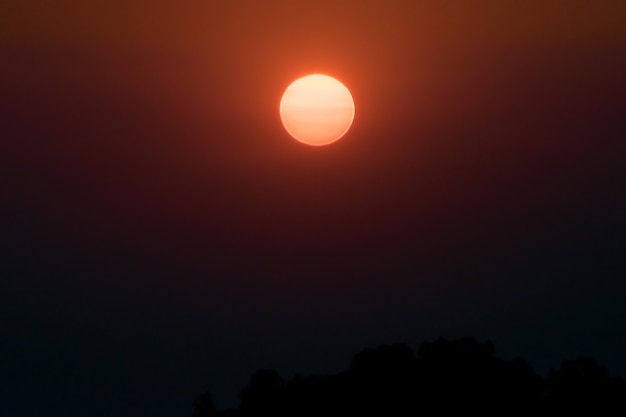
left=2, top=1, right=625, bottom=416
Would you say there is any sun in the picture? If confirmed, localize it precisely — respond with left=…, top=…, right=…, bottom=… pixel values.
left=279, top=74, right=355, bottom=146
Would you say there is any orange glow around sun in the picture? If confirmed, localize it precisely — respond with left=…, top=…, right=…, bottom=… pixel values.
left=279, top=74, right=355, bottom=146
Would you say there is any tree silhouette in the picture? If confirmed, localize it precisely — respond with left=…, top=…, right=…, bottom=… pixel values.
left=348, top=343, right=417, bottom=415
left=547, top=357, right=626, bottom=412
left=191, top=391, right=216, bottom=417
left=239, top=369, right=284, bottom=415
left=415, top=337, right=544, bottom=411
left=190, top=337, right=626, bottom=415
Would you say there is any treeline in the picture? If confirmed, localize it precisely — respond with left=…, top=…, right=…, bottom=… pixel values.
left=192, top=338, right=626, bottom=415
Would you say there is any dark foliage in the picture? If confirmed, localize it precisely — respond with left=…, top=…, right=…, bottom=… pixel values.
left=191, top=338, right=626, bottom=416
left=191, top=392, right=216, bottom=417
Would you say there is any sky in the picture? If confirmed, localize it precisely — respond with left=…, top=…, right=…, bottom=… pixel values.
left=1, top=1, right=625, bottom=416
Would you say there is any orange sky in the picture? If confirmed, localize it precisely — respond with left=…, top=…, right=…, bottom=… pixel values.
left=2, top=0, right=625, bottom=47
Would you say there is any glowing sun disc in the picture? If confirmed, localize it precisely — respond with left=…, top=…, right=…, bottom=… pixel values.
left=279, top=74, right=355, bottom=146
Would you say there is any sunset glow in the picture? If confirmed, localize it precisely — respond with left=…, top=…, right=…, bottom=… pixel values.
left=4, top=1, right=626, bottom=415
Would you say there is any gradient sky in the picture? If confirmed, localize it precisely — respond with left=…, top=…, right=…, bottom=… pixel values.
left=2, top=1, right=625, bottom=416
